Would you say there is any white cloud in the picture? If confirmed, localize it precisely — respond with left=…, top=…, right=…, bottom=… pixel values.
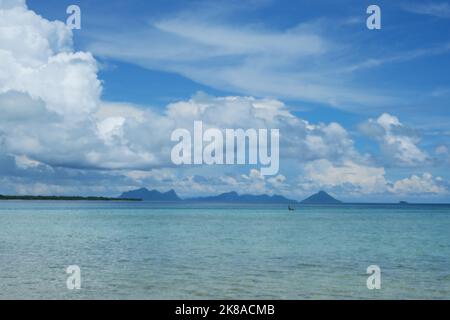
left=0, top=2, right=162, bottom=170
left=359, top=113, right=428, bottom=166
left=154, top=18, right=326, bottom=58
left=123, top=168, right=176, bottom=183
left=0, top=0, right=71, bottom=67
left=301, top=122, right=359, bottom=161
left=298, top=159, right=448, bottom=197
left=435, top=145, right=448, bottom=155
left=96, top=116, right=126, bottom=145
left=267, top=174, right=287, bottom=188
left=0, top=91, right=52, bottom=121
left=301, top=159, right=388, bottom=194
left=241, top=169, right=264, bottom=181
left=166, top=93, right=366, bottom=166
left=13, top=154, right=44, bottom=169
left=431, top=87, right=450, bottom=97
left=0, top=0, right=25, bottom=9
left=404, top=2, right=450, bottom=18
left=390, top=173, right=446, bottom=195
left=342, top=43, right=450, bottom=74
left=0, top=2, right=90, bottom=117
left=86, top=12, right=393, bottom=109
left=11, top=182, right=112, bottom=197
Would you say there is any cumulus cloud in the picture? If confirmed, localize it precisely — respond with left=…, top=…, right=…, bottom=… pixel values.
left=297, top=159, right=447, bottom=197
left=0, top=1, right=167, bottom=170
left=359, top=113, right=428, bottom=166
left=300, top=159, right=388, bottom=194
left=0, top=91, right=52, bottom=121
left=267, top=174, right=287, bottom=188
left=0, top=3, right=92, bottom=116
left=390, top=173, right=446, bottom=195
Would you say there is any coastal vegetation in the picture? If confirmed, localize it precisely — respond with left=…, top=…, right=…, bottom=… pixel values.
left=0, top=195, right=141, bottom=201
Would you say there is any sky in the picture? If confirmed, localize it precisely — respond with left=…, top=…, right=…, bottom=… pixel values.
left=0, top=0, right=450, bottom=202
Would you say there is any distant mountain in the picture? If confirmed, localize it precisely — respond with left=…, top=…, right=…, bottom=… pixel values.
left=119, top=188, right=297, bottom=203
left=187, top=191, right=297, bottom=203
left=301, top=191, right=342, bottom=204
left=119, top=188, right=181, bottom=201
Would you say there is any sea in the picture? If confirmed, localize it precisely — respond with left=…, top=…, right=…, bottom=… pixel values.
left=0, top=201, right=449, bottom=299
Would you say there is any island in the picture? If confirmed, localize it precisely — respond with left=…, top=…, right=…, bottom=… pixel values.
left=300, top=191, right=342, bottom=204
left=119, top=188, right=181, bottom=201
left=120, top=188, right=297, bottom=203
left=187, top=191, right=297, bottom=204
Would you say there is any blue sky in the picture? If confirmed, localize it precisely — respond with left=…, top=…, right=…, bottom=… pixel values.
left=1, top=0, right=450, bottom=201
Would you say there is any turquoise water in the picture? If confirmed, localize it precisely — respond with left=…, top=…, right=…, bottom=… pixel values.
left=0, top=201, right=449, bottom=299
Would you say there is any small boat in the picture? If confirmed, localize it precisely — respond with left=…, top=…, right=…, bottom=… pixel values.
left=288, top=205, right=295, bottom=211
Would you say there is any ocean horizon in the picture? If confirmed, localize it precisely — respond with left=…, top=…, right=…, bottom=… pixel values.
left=1, top=201, right=449, bottom=300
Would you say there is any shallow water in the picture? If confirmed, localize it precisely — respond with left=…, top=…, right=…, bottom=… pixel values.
left=0, top=201, right=449, bottom=299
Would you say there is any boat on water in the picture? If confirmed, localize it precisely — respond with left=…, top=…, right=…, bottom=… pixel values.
left=288, top=205, right=295, bottom=211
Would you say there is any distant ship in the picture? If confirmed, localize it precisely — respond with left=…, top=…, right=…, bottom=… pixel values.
left=288, top=205, right=295, bottom=211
